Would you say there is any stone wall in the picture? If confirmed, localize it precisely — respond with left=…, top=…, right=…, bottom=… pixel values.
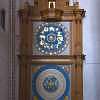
left=0, top=0, right=9, bottom=100
left=80, top=0, right=100, bottom=100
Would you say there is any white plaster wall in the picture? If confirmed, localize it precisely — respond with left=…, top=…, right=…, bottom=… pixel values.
left=80, top=0, right=100, bottom=100
left=0, top=0, right=9, bottom=100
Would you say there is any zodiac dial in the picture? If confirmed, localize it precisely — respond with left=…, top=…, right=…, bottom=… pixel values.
left=36, top=23, right=69, bottom=55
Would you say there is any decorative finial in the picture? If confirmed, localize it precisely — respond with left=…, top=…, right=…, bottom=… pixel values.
left=48, top=0, right=56, bottom=8
left=73, top=0, right=79, bottom=7
left=66, top=1, right=69, bottom=6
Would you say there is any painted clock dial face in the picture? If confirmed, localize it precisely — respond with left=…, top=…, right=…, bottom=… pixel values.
left=32, top=64, right=70, bottom=100
left=36, top=23, right=68, bottom=55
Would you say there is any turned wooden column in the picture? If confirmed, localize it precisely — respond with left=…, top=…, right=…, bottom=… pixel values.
left=18, top=3, right=33, bottom=100
left=71, top=13, right=84, bottom=100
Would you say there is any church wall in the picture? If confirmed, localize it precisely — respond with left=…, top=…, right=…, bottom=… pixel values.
left=0, top=0, right=9, bottom=100
left=0, top=31, right=9, bottom=100
left=80, top=0, right=100, bottom=100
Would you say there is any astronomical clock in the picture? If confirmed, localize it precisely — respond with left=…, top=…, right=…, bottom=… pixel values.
left=18, top=0, right=85, bottom=100
left=32, top=22, right=71, bottom=55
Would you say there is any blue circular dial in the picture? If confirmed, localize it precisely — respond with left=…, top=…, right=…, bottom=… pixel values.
left=33, top=64, right=70, bottom=99
left=36, top=23, right=67, bottom=55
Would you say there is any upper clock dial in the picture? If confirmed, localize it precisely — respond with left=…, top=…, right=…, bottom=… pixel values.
left=36, top=23, right=68, bottom=55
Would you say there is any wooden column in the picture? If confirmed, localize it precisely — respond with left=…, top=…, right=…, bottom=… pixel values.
left=71, top=13, right=83, bottom=100
left=75, top=19, right=83, bottom=100
left=19, top=3, right=33, bottom=100
left=71, top=20, right=77, bottom=100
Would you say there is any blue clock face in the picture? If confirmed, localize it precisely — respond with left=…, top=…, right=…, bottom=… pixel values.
left=36, top=23, right=68, bottom=55
left=32, top=64, right=70, bottom=100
